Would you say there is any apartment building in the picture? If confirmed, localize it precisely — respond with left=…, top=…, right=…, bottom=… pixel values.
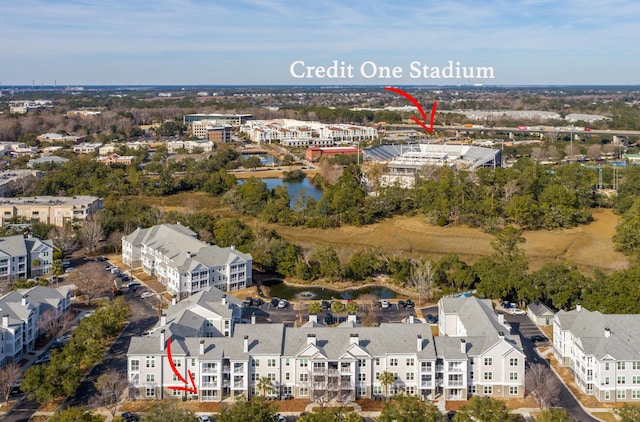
left=73, top=143, right=102, bottom=154
left=0, top=285, right=71, bottom=365
left=554, top=305, right=640, bottom=402
left=0, top=235, right=54, bottom=283
left=0, top=196, right=103, bottom=227
left=122, top=224, right=252, bottom=298
left=96, top=154, right=135, bottom=166
left=240, top=119, right=377, bottom=145
left=167, top=140, right=214, bottom=154
left=0, top=170, right=41, bottom=197
left=36, top=133, right=84, bottom=143
left=126, top=291, right=524, bottom=402
left=189, top=121, right=232, bottom=142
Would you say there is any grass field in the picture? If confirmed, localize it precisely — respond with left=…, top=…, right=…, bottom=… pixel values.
left=140, top=192, right=628, bottom=274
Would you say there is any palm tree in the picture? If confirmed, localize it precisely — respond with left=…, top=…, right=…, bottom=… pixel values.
left=50, top=260, right=63, bottom=288
left=346, top=301, right=359, bottom=315
left=308, top=301, right=323, bottom=316
left=379, top=371, right=395, bottom=401
left=256, top=376, right=273, bottom=397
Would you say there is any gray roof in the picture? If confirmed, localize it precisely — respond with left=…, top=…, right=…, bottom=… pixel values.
left=440, top=296, right=506, bottom=337
left=15, top=285, right=67, bottom=314
left=0, top=235, right=28, bottom=257
left=527, top=301, right=555, bottom=317
left=556, top=308, right=640, bottom=361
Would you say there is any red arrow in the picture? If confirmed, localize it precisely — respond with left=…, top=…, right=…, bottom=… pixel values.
left=166, top=338, right=198, bottom=394
left=384, top=86, right=437, bottom=133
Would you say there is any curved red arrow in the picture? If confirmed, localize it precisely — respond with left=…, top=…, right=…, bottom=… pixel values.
left=384, top=86, right=437, bottom=133
left=166, top=338, right=198, bottom=394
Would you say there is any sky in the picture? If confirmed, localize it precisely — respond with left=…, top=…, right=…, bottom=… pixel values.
left=1, top=0, right=639, bottom=86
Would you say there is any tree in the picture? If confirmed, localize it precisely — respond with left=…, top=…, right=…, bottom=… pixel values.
left=615, top=404, right=640, bottom=422
left=216, top=396, right=278, bottom=422
left=140, top=399, right=196, bottom=422
left=378, top=371, right=395, bottom=401
left=243, top=155, right=262, bottom=170
left=37, top=308, right=73, bottom=341
left=91, top=368, right=128, bottom=417
left=0, top=363, right=22, bottom=402
left=48, top=225, right=78, bottom=256
left=78, top=219, right=103, bottom=254
left=298, top=408, right=363, bottom=422
left=106, top=229, right=124, bottom=253
left=346, top=301, right=359, bottom=315
left=50, top=260, right=64, bottom=287
left=535, top=408, right=570, bottom=422
left=73, top=262, right=114, bottom=305
left=308, top=301, right=323, bottom=315
left=453, top=396, right=514, bottom=422
left=378, top=393, right=444, bottom=422
left=526, top=363, right=561, bottom=409
left=256, top=375, right=273, bottom=397
left=331, top=300, right=346, bottom=316
left=49, top=406, right=102, bottom=422
left=409, top=259, right=435, bottom=304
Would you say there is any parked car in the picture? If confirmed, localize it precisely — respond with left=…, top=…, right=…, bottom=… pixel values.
left=141, top=291, right=155, bottom=299
left=122, top=412, right=140, bottom=422
left=34, top=353, right=51, bottom=364
left=64, top=267, right=74, bottom=273
left=276, top=414, right=286, bottom=422
left=197, top=416, right=211, bottom=422
left=321, top=300, right=331, bottom=310
left=61, top=260, right=71, bottom=267
left=380, top=300, right=389, bottom=309
left=509, top=308, right=526, bottom=315
left=324, top=314, right=334, bottom=325
left=531, top=335, right=548, bottom=343
left=405, top=299, right=415, bottom=308
left=277, top=299, right=288, bottom=309
left=270, top=298, right=280, bottom=308
left=397, top=300, right=406, bottom=309
left=426, top=314, right=437, bottom=324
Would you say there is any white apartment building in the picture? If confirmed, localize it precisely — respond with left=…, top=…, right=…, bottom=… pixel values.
left=127, top=292, right=524, bottom=403
left=0, top=235, right=54, bottom=283
left=167, top=139, right=214, bottom=154
left=122, top=224, right=252, bottom=298
left=554, top=306, right=640, bottom=402
left=73, top=143, right=102, bottom=154
left=240, top=119, right=377, bottom=145
left=0, top=196, right=103, bottom=227
left=0, top=285, right=71, bottom=365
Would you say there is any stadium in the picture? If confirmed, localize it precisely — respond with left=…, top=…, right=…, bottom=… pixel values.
left=364, top=143, right=502, bottom=188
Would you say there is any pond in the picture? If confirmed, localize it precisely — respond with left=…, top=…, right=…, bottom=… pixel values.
left=262, top=279, right=399, bottom=300
left=241, top=153, right=280, bottom=166
left=261, top=178, right=324, bottom=205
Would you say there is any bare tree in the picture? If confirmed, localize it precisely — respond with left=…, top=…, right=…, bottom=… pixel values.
left=48, top=225, right=78, bottom=256
left=503, top=179, right=520, bottom=202
left=198, top=229, right=214, bottom=244
left=526, top=363, right=561, bottom=409
left=73, top=262, right=114, bottom=305
left=587, top=144, right=603, bottom=161
left=91, top=368, right=128, bottom=417
left=0, top=363, right=22, bottom=402
left=409, top=259, right=435, bottom=305
left=78, top=219, right=103, bottom=254
left=545, top=131, right=558, bottom=143
left=106, top=230, right=124, bottom=254
left=37, top=309, right=74, bottom=340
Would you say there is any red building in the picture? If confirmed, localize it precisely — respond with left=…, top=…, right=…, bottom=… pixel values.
left=305, top=146, right=359, bottom=162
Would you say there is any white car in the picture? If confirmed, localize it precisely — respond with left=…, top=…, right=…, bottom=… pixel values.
left=140, top=291, right=155, bottom=299
left=277, top=299, right=288, bottom=309
left=509, top=308, right=526, bottom=315
left=380, top=300, right=389, bottom=309
left=198, top=416, right=211, bottom=422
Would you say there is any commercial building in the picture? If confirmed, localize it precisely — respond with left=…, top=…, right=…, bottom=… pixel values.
left=0, top=196, right=103, bottom=227
left=184, top=114, right=252, bottom=126
left=167, top=140, right=214, bottom=154
left=36, top=133, right=84, bottom=144
left=240, top=119, right=377, bottom=145
left=554, top=306, right=640, bottom=402
left=305, top=146, right=359, bottom=162
left=122, top=224, right=252, bottom=298
left=190, top=121, right=232, bottom=142
left=126, top=293, right=524, bottom=403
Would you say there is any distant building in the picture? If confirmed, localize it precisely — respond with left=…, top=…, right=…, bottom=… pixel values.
left=72, top=143, right=102, bottom=154
left=122, top=224, right=253, bottom=298
left=0, top=234, right=54, bottom=283
left=190, top=121, right=232, bottom=142
left=66, top=109, right=101, bottom=117
left=184, top=114, right=252, bottom=126
left=241, top=119, right=377, bottom=145
left=36, top=133, right=84, bottom=144
left=9, top=100, right=53, bottom=114
left=0, top=196, right=103, bottom=227
left=281, top=138, right=334, bottom=148
left=167, top=139, right=214, bottom=154
left=27, top=156, right=69, bottom=169
left=554, top=305, right=640, bottom=402
left=305, top=146, right=359, bottom=162
left=96, top=154, right=135, bottom=166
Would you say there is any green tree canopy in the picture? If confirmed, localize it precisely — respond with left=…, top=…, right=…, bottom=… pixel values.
left=378, top=393, right=444, bottom=422
left=453, top=396, right=514, bottom=422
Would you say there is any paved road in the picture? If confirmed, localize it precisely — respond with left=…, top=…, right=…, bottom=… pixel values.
left=505, top=313, right=598, bottom=422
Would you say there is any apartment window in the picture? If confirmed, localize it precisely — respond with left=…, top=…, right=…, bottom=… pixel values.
left=285, top=358, right=290, bottom=366
left=618, top=390, right=627, bottom=400
left=299, top=387, right=308, bottom=397
left=605, top=391, right=610, bottom=400
left=375, top=372, right=380, bottom=380
left=406, top=386, right=415, bottom=395
left=422, top=361, right=432, bottom=370
left=172, top=389, right=182, bottom=397
left=634, top=376, right=640, bottom=385
left=172, top=374, right=180, bottom=382
left=358, top=359, right=366, bottom=367
left=509, top=357, right=518, bottom=366
left=605, top=363, right=610, bottom=371
left=633, top=390, right=640, bottom=399
left=145, top=388, right=155, bottom=398
left=509, top=386, right=519, bottom=396
left=509, top=372, right=518, bottom=381
left=483, top=385, right=493, bottom=395
left=146, top=374, right=155, bottom=383
left=375, top=358, right=380, bottom=366
left=358, top=386, right=366, bottom=396
left=605, top=377, right=610, bottom=385
left=192, top=359, right=196, bottom=366
left=285, top=372, right=290, bottom=381
left=406, top=358, right=414, bottom=366
left=268, top=359, right=276, bottom=367
left=618, top=362, right=626, bottom=371
left=300, top=373, right=308, bottom=382
left=358, top=373, right=366, bottom=382
left=393, top=373, right=399, bottom=381
left=634, top=362, right=640, bottom=371
left=470, top=371, right=474, bottom=380
left=130, top=360, right=139, bottom=371
left=373, top=385, right=382, bottom=395
left=252, top=359, right=259, bottom=367
left=145, top=356, right=155, bottom=368
left=483, top=372, right=493, bottom=381
left=300, top=359, right=308, bottom=368
left=268, top=373, right=276, bottom=381
left=389, top=358, right=398, bottom=366
left=618, top=376, right=626, bottom=385
left=484, top=358, right=493, bottom=366
left=173, top=359, right=181, bottom=367
left=468, top=385, right=477, bottom=395
left=406, top=372, right=415, bottom=381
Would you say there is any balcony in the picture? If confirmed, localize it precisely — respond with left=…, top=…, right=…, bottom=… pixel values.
left=312, top=367, right=326, bottom=374
left=201, top=367, right=217, bottom=374
left=222, top=366, right=230, bottom=373
left=233, top=382, right=244, bottom=389
left=447, top=381, right=464, bottom=387
left=201, top=382, right=217, bottom=388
